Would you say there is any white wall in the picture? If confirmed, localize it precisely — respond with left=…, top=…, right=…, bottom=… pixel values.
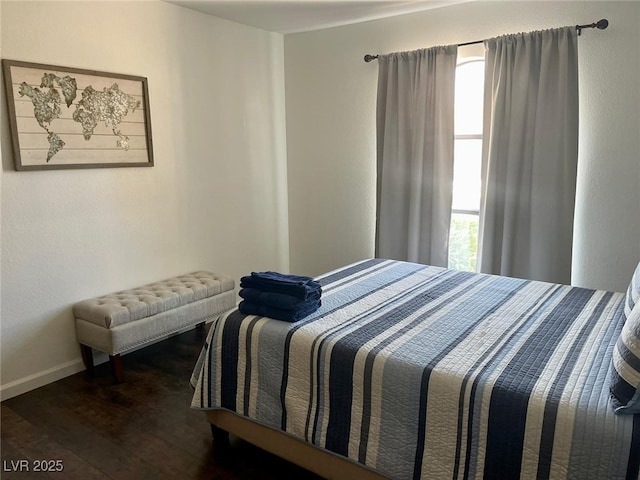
left=0, top=1, right=289, bottom=399
left=284, top=1, right=640, bottom=292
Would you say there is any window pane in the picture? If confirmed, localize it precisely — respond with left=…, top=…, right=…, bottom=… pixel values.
left=448, top=213, right=479, bottom=272
left=449, top=59, right=484, bottom=272
left=452, top=139, right=482, bottom=212
left=454, top=61, right=485, bottom=135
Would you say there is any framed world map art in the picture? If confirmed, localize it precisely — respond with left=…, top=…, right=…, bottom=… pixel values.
left=2, top=60, right=154, bottom=170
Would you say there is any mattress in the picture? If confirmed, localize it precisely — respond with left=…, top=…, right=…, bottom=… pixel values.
left=191, top=258, right=639, bottom=480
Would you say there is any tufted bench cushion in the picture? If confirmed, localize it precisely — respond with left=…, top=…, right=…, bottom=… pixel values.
left=74, top=271, right=235, bottom=382
left=74, top=272, right=234, bottom=328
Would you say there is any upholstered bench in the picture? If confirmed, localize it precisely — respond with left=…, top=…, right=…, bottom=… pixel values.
left=74, top=271, right=235, bottom=382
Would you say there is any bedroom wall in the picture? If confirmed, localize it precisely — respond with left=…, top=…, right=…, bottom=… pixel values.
left=284, top=1, right=640, bottom=292
left=0, top=1, right=289, bottom=399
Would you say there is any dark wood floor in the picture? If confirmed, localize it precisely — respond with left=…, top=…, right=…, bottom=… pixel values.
left=1, top=327, right=322, bottom=479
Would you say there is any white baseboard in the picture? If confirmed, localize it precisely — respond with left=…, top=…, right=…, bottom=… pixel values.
left=0, top=359, right=85, bottom=402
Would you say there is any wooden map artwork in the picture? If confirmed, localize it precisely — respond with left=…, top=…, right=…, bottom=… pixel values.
left=2, top=60, right=153, bottom=170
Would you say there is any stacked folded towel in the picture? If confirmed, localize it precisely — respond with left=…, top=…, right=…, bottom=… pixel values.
left=238, top=271, right=322, bottom=322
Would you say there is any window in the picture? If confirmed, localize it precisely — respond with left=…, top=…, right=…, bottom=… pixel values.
left=448, top=58, right=485, bottom=271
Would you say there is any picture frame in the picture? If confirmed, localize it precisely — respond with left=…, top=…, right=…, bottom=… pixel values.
left=2, top=59, right=154, bottom=170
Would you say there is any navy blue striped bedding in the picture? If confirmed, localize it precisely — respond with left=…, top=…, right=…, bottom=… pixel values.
left=191, top=259, right=640, bottom=480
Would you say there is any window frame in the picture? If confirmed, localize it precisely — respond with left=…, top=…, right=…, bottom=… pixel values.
left=447, top=56, right=485, bottom=271
left=452, top=57, right=484, bottom=218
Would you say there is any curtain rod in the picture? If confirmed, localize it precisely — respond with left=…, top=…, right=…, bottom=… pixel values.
left=363, top=19, right=609, bottom=62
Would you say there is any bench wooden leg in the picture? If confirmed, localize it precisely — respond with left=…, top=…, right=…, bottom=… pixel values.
left=109, top=354, right=123, bottom=383
left=80, top=344, right=94, bottom=375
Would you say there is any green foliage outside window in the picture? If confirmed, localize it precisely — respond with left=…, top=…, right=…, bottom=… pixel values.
left=448, top=214, right=478, bottom=272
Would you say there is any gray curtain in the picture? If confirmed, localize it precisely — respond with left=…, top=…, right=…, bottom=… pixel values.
left=478, top=27, right=578, bottom=284
left=376, top=45, right=458, bottom=267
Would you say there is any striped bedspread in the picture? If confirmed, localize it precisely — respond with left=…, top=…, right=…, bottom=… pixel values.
left=191, top=259, right=639, bottom=480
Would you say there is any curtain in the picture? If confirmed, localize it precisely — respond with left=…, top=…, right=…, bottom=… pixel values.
left=376, top=45, right=458, bottom=267
left=478, top=27, right=578, bottom=284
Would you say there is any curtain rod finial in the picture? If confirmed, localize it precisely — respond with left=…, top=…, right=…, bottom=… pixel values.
left=364, top=54, right=378, bottom=63
left=577, top=18, right=609, bottom=35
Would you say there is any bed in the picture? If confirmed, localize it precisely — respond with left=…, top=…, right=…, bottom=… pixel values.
left=190, top=258, right=640, bottom=479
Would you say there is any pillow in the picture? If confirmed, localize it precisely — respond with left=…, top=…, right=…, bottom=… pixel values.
left=610, top=305, right=640, bottom=414
left=624, top=261, right=640, bottom=319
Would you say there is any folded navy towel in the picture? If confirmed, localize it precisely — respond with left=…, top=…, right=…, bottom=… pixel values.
left=240, top=271, right=322, bottom=300
left=239, top=288, right=320, bottom=310
left=238, top=299, right=321, bottom=322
